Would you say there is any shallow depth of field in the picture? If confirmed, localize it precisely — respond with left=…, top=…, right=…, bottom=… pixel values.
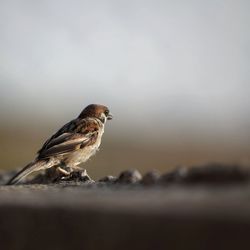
left=0, top=1, right=249, bottom=179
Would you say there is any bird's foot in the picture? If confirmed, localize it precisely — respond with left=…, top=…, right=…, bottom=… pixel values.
left=61, top=168, right=93, bottom=183
left=56, top=166, right=71, bottom=176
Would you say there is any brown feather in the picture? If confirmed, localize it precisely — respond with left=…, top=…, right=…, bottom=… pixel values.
left=37, top=118, right=100, bottom=159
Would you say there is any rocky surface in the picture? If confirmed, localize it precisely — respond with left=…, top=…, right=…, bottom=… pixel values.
left=2, top=163, right=250, bottom=186
left=1, top=163, right=250, bottom=250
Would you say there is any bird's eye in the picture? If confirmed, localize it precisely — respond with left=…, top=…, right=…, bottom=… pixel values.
left=104, top=110, right=109, bottom=116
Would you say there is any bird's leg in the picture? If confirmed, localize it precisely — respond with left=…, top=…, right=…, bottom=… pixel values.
left=56, top=166, right=71, bottom=176
left=56, top=162, right=74, bottom=176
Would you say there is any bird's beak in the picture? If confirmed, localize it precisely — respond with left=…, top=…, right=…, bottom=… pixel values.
left=107, top=113, right=113, bottom=120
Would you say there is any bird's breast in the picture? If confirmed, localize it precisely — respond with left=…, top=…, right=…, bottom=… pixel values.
left=65, top=126, right=104, bottom=167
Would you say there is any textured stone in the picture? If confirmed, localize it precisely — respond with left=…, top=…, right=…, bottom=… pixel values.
left=160, top=164, right=250, bottom=185
left=141, top=170, right=160, bottom=185
left=116, top=169, right=142, bottom=184
left=98, top=175, right=117, bottom=183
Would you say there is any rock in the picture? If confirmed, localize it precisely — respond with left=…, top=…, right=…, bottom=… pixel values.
left=116, top=169, right=142, bottom=184
left=160, top=163, right=250, bottom=185
left=141, top=170, right=160, bottom=185
left=27, top=168, right=94, bottom=185
left=60, top=169, right=93, bottom=182
left=98, top=175, right=117, bottom=183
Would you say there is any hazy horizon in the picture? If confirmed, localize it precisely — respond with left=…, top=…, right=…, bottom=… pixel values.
left=1, top=0, right=249, bottom=176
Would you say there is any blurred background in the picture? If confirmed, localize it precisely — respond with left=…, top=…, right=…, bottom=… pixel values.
left=0, top=0, right=249, bottom=179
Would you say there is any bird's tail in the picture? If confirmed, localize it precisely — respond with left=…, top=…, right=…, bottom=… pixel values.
left=6, top=160, right=48, bottom=185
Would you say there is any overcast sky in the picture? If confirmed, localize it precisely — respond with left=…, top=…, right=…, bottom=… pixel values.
left=0, top=0, right=249, bottom=139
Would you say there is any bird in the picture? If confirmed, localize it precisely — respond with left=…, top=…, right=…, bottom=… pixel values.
left=7, top=104, right=113, bottom=185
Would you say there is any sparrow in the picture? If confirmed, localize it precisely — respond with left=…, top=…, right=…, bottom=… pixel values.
left=7, top=104, right=113, bottom=185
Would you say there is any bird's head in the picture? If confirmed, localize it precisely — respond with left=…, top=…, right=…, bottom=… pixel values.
left=78, top=104, right=113, bottom=123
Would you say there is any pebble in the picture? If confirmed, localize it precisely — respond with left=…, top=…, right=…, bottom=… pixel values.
left=141, top=170, right=160, bottom=185
left=98, top=175, right=117, bottom=183
left=116, top=169, right=142, bottom=184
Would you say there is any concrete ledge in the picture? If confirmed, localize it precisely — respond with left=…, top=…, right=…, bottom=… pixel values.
left=1, top=184, right=250, bottom=250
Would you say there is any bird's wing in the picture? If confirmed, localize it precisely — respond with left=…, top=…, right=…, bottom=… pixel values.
left=37, top=119, right=78, bottom=154
left=37, top=118, right=99, bottom=159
